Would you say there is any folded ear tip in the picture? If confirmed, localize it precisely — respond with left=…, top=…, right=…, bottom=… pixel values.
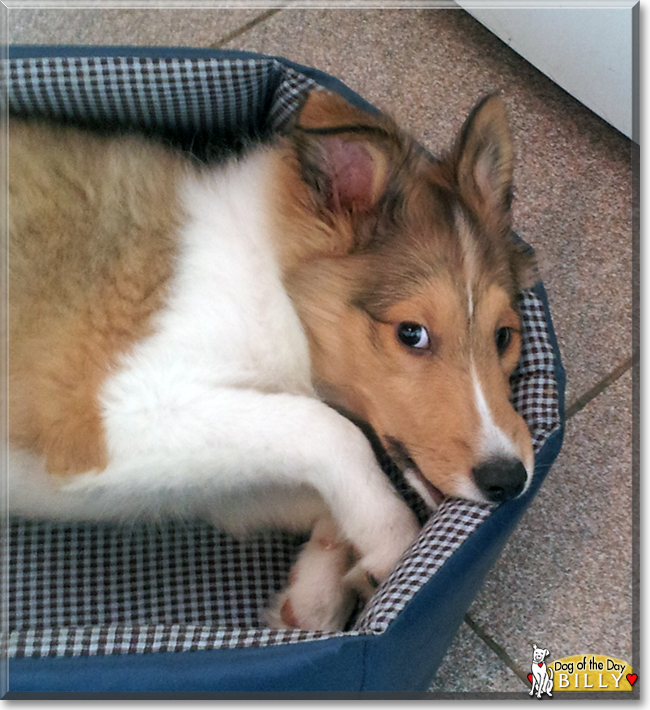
left=297, top=89, right=365, bottom=130
left=289, top=91, right=399, bottom=215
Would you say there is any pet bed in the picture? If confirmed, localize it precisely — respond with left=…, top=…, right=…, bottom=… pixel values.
left=3, top=45, right=566, bottom=696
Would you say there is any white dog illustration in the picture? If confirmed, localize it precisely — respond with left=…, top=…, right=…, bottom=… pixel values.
left=529, top=644, right=554, bottom=698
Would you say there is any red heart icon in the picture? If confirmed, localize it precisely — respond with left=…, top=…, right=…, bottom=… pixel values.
left=538, top=662, right=544, bottom=667
left=627, top=674, right=637, bottom=687
left=527, top=673, right=533, bottom=683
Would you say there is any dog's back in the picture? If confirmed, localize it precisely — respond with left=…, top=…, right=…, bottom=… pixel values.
left=9, top=122, right=190, bottom=476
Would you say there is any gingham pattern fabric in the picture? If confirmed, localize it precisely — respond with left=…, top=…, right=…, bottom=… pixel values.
left=5, top=56, right=318, bottom=151
left=5, top=518, right=349, bottom=658
left=3, top=54, right=561, bottom=658
left=510, top=291, right=560, bottom=452
left=268, top=64, right=320, bottom=131
left=354, top=499, right=495, bottom=633
left=8, top=623, right=351, bottom=659
left=7, top=521, right=305, bottom=630
left=7, top=56, right=275, bottom=133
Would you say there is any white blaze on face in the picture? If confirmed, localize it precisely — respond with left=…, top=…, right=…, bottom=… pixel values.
left=454, top=208, right=530, bottom=477
left=470, top=361, right=519, bottom=462
left=456, top=209, right=477, bottom=323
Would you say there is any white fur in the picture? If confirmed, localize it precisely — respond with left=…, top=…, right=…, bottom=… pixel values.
left=456, top=208, right=477, bottom=322
left=530, top=644, right=554, bottom=698
left=403, top=468, right=440, bottom=510
left=471, top=362, right=517, bottom=462
left=266, top=517, right=358, bottom=631
left=8, top=148, right=419, bottom=594
left=470, top=361, right=533, bottom=488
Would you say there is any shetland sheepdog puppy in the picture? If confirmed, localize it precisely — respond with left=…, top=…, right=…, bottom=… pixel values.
left=7, top=90, right=534, bottom=631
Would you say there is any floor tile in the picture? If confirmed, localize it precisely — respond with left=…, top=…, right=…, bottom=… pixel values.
left=223, top=7, right=634, bottom=405
left=7, top=8, right=265, bottom=48
left=466, top=369, right=633, bottom=671
left=428, top=621, right=528, bottom=693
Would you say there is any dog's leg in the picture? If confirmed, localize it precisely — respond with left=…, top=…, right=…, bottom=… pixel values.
left=266, top=516, right=359, bottom=631
left=545, top=673, right=553, bottom=696
left=91, top=388, right=420, bottom=587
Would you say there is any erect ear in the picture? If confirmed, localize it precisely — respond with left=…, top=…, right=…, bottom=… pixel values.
left=454, top=93, right=513, bottom=228
left=290, top=90, right=397, bottom=215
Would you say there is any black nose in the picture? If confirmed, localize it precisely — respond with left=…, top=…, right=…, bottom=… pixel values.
left=472, top=458, right=528, bottom=503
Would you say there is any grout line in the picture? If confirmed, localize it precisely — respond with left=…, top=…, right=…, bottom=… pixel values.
left=209, top=8, right=282, bottom=48
left=565, top=352, right=638, bottom=420
left=463, top=613, right=530, bottom=687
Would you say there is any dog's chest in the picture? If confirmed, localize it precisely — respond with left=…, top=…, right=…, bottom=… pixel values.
left=102, top=153, right=314, bottom=412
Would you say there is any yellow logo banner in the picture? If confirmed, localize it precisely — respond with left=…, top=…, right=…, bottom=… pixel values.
left=552, top=655, right=634, bottom=691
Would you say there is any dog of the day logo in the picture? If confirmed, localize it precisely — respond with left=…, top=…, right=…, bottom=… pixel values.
left=527, top=644, right=636, bottom=695
left=528, top=644, right=554, bottom=698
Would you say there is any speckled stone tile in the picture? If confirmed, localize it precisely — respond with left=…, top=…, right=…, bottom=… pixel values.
left=466, top=369, right=633, bottom=672
left=223, top=7, right=634, bottom=406
left=428, top=621, right=528, bottom=694
left=7, top=8, right=268, bottom=48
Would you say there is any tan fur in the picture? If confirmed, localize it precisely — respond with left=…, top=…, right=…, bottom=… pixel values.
left=8, top=121, right=186, bottom=475
left=298, top=89, right=377, bottom=130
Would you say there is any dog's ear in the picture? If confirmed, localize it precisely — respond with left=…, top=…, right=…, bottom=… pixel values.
left=453, top=93, right=513, bottom=232
left=290, top=90, right=397, bottom=216
left=511, top=235, right=539, bottom=291
left=533, top=644, right=538, bottom=651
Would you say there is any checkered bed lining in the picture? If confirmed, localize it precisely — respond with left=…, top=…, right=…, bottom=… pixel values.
left=5, top=55, right=316, bottom=138
left=3, top=56, right=561, bottom=658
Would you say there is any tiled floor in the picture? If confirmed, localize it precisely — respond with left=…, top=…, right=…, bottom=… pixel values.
left=7, top=5, right=637, bottom=695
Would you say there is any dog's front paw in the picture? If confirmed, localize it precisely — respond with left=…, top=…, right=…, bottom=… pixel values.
left=265, top=582, right=356, bottom=633
left=265, top=536, right=357, bottom=631
left=265, top=517, right=359, bottom=631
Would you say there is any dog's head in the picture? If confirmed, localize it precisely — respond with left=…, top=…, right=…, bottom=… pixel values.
left=532, top=645, right=550, bottom=663
left=276, top=90, right=535, bottom=506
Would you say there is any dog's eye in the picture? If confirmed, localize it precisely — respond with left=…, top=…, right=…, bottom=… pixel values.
left=495, top=327, right=512, bottom=355
left=396, top=322, right=429, bottom=350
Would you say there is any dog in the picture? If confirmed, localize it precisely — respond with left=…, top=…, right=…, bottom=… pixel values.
left=7, top=89, right=534, bottom=631
left=530, top=644, right=554, bottom=698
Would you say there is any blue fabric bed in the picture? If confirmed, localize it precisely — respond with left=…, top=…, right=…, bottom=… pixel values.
left=4, top=45, right=566, bottom=696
